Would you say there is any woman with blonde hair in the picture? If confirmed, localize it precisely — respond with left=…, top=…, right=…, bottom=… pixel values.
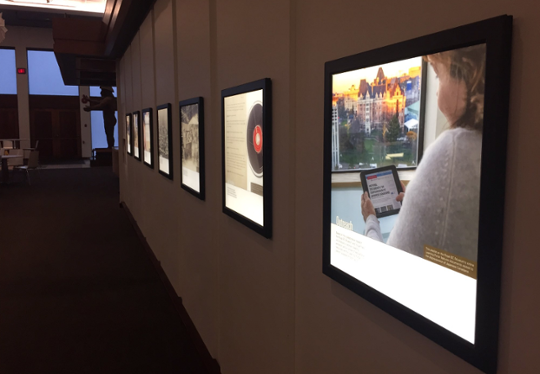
left=361, top=45, right=486, bottom=262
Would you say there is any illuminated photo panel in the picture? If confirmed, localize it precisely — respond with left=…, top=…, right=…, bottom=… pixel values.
left=126, top=113, right=132, bottom=155
left=157, top=103, right=173, bottom=179
left=133, top=111, right=141, bottom=161
left=323, top=16, right=512, bottom=374
left=180, top=97, right=205, bottom=200
left=222, top=79, right=272, bottom=238
left=142, top=108, right=154, bottom=168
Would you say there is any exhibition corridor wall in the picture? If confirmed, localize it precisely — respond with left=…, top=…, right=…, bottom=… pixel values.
left=117, top=1, right=540, bottom=373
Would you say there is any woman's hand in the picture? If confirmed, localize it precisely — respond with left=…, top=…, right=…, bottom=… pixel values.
left=396, top=181, right=406, bottom=202
left=361, top=192, right=376, bottom=222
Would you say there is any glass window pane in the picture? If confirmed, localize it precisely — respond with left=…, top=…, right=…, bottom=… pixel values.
left=28, top=50, right=79, bottom=96
left=332, top=57, right=422, bottom=171
left=0, top=49, right=17, bottom=94
left=91, top=111, right=119, bottom=149
left=90, top=86, right=117, bottom=97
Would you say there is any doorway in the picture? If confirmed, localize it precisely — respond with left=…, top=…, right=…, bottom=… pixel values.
left=29, top=95, right=81, bottom=161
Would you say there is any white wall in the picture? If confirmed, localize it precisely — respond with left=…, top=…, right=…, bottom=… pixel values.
left=118, top=1, right=540, bottom=373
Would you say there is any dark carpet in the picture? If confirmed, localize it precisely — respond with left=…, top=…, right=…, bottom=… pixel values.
left=0, top=168, right=207, bottom=374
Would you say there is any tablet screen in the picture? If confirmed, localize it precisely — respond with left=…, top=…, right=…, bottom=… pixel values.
left=364, top=170, right=401, bottom=215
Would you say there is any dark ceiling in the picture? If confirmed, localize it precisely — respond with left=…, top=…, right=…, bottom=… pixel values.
left=52, top=0, right=156, bottom=86
left=1, top=9, right=100, bottom=29
left=2, top=0, right=155, bottom=86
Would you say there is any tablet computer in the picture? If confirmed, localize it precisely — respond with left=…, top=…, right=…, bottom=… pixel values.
left=360, top=165, right=403, bottom=218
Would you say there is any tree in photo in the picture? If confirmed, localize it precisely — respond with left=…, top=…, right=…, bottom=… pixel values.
left=385, top=114, right=401, bottom=143
left=337, top=98, right=347, bottom=120
left=349, top=117, right=365, bottom=155
left=407, top=130, right=417, bottom=141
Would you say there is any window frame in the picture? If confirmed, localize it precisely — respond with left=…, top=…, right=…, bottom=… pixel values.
left=27, top=48, right=79, bottom=97
left=0, top=47, right=18, bottom=95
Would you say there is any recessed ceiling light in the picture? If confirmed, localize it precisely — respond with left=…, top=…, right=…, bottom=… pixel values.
left=0, top=0, right=106, bottom=14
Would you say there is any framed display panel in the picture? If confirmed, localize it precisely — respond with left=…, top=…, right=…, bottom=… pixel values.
left=142, top=107, right=154, bottom=168
left=180, top=97, right=205, bottom=200
left=126, top=113, right=132, bottom=156
left=157, top=103, right=173, bottom=179
left=323, top=16, right=512, bottom=374
left=221, top=78, right=272, bottom=238
left=133, top=111, right=141, bottom=161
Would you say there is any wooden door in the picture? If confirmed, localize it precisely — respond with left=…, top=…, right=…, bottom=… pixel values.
left=29, top=96, right=81, bottom=161
left=57, top=110, right=79, bottom=159
left=32, top=110, right=54, bottom=159
left=0, top=95, right=19, bottom=139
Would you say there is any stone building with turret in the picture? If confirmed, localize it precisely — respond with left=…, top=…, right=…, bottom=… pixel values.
left=356, top=67, right=419, bottom=134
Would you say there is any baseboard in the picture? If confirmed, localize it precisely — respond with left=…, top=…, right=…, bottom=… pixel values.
left=121, top=201, right=221, bottom=374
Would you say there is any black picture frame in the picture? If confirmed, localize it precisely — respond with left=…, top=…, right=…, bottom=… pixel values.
left=142, top=107, right=154, bottom=169
left=156, top=103, right=173, bottom=180
left=360, top=165, right=403, bottom=218
left=126, top=113, right=132, bottom=156
left=179, top=97, right=205, bottom=200
left=221, top=78, right=272, bottom=238
left=133, top=111, right=142, bottom=161
left=323, top=16, right=512, bottom=374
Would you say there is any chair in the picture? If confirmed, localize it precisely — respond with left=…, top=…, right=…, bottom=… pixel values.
left=7, top=149, right=24, bottom=168
left=15, top=150, right=39, bottom=185
left=2, top=140, right=14, bottom=149
left=23, top=140, right=39, bottom=152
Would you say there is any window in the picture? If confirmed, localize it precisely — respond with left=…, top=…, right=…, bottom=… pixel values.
left=0, top=49, right=17, bottom=95
left=91, top=111, right=119, bottom=149
left=28, top=50, right=79, bottom=96
left=88, top=86, right=118, bottom=148
left=90, top=86, right=117, bottom=97
left=332, top=57, right=423, bottom=171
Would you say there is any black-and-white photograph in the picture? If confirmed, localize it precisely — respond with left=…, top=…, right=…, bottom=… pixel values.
left=133, top=111, right=140, bottom=160
left=126, top=114, right=132, bottom=155
left=180, top=97, right=205, bottom=199
left=181, top=103, right=199, bottom=173
left=157, top=103, right=172, bottom=178
left=143, top=108, right=153, bottom=168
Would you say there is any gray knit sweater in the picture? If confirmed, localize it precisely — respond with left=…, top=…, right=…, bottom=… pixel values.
left=365, top=127, right=481, bottom=262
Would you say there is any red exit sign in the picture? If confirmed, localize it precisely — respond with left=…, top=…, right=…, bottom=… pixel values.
left=17, top=68, right=26, bottom=74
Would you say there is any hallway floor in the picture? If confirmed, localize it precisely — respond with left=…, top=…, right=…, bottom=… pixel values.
left=0, top=168, right=208, bottom=374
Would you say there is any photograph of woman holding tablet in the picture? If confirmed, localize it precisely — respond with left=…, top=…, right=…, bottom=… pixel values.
left=361, top=44, right=486, bottom=263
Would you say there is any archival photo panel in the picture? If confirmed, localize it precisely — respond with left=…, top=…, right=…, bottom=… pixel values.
left=157, top=104, right=172, bottom=177
left=133, top=111, right=140, bottom=160
left=329, top=45, right=486, bottom=343
left=181, top=103, right=201, bottom=192
left=224, top=89, right=264, bottom=226
left=143, top=108, right=153, bottom=168
left=126, top=114, right=131, bottom=155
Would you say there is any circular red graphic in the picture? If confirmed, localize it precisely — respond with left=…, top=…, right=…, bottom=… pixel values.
left=253, top=125, right=263, bottom=154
